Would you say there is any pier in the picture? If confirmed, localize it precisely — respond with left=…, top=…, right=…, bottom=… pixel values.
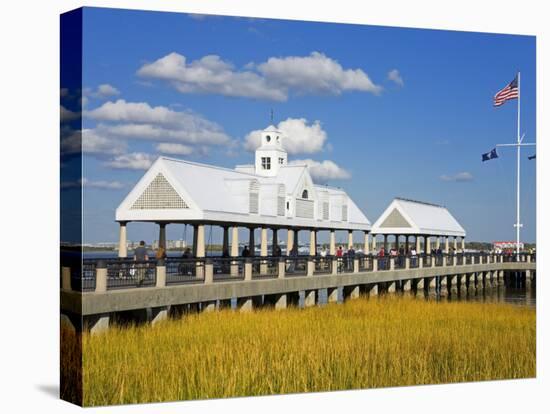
left=61, top=252, right=536, bottom=333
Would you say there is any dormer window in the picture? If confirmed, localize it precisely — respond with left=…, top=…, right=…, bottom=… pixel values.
left=261, top=157, right=271, bottom=170
left=276, top=136, right=280, bottom=142
left=266, top=135, right=271, bottom=143
left=278, top=157, right=284, bottom=165
left=301, top=189, right=308, bottom=199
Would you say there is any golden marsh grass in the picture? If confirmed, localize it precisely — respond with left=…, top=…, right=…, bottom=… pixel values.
left=71, top=296, right=535, bottom=406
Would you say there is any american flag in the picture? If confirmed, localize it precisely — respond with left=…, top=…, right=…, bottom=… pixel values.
left=493, top=75, right=519, bottom=107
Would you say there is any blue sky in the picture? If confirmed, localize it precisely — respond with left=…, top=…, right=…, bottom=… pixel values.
left=62, top=7, right=536, bottom=244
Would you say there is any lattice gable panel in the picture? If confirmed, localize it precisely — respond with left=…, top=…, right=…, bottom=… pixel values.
left=131, top=173, right=189, bottom=210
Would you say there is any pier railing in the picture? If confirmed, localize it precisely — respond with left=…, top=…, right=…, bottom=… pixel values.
left=64, top=252, right=536, bottom=293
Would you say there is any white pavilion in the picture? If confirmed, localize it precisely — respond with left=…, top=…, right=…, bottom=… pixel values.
left=115, top=125, right=372, bottom=257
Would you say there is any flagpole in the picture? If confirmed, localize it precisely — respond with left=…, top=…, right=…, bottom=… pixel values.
left=515, top=71, right=521, bottom=259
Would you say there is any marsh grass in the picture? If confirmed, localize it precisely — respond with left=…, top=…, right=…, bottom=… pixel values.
left=73, top=296, right=535, bottom=406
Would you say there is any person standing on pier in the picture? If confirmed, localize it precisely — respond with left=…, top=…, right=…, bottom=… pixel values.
left=134, top=240, right=149, bottom=285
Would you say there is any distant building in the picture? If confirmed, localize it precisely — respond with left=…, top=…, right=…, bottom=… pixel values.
left=493, top=241, right=524, bottom=252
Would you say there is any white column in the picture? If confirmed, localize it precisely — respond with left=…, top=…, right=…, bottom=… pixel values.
left=436, top=237, right=441, bottom=250
left=461, top=237, right=465, bottom=252
left=348, top=230, right=353, bottom=249
left=158, top=223, right=166, bottom=250
left=310, top=229, right=316, bottom=256
left=426, top=236, right=431, bottom=254
left=453, top=237, right=458, bottom=252
left=118, top=222, right=127, bottom=258
left=261, top=227, right=268, bottom=257
left=195, top=224, right=205, bottom=258
left=415, top=235, right=421, bottom=253
left=287, top=228, right=295, bottom=256
left=383, top=235, right=388, bottom=252
left=444, top=237, right=449, bottom=254
left=372, top=234, right=377, bottom=252
left=272, top=229, right=278, bottom=256
left=231, top=226, right=239, bottom=257
left=249, top=227, right=255, bottom=257
left=364, top=231, right=369, bottom=254
left=329, top=230, right=336, bottom=255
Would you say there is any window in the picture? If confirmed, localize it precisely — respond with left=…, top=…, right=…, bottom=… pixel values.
left=286, top=201, right=290, bottom=210
left=278, top=157, right=284, bottom=165
left=261, top=157, right=271, bottom=170
left=301, top=189, right=308, bottom=199
left=266, top=135, right=271, bottom=143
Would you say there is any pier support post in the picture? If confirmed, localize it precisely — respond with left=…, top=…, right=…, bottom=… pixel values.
left=274, top=294, right=287, bottom=310
left=304, top=290, right=316, bottom=307
left=344, top=285, right=360, bottom=300
left=95, top=260, right=107, bottom=293
left=156, top=259, right=166, bottom=287
left=278, top=257, right=286, bottom=279
left=307, top=256, right=315, bottom=276
left=328, top=287, right=339, bottom=303
left=87, top=314, right=110, bottom=334
left=238, top=298, right=253, bottom=312
left=387, top=281, right=396, bottom=293
left=368, top=284, right=379, bottom=297
left=204, top=259, right=213, bottom=284
left=244, top=258, right=252, bottom=281
left=118, top=221, right=128, bottom=258
left=403, top=279, right=412, bottom=292
left=415, top=278, right=425, bottom=297
left=202, top=301, right=216, bottom=312
left=150, top=306, right=169, bottom=325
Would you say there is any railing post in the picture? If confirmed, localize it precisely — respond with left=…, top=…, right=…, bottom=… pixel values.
left=331, top=257, right=338, bottom=275
left=527, top=254, right=531, bottom=263
left=452, top=255, right=457, bottom=266
left=61, top=266, right=71, bottom=291
left=156, top=259, right=166, bottom=288
left=431, top=255, right=436, bottom=268
left=307, top=256, right=315, bottom=276
left=405, top=256, right=410, bottom=269
left=353, top=257, right=359, bottom=273
left=244, top=258, right=252, bottom=281
left=278, top=257, right=286, bottom=279
left=390, top=256, right=395, bottom=271
left=95, top=260, right=107, bottom=293
left=204, top=258, right=213, bottom=284
left=372, top=257, right=378, bottom=272
left=419, top=256, right=424, bottom=268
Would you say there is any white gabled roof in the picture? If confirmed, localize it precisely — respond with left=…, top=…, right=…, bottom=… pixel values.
left=371, top=198, right=466, bottom=237
left=116, top=156, right=372, bottom=231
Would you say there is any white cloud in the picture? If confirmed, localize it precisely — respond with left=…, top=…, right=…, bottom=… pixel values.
left=97, top=84, right=120, bottom=97
left=440, top=172, right=474, bottom=182
left=244, top=118, right=327, bottom=154
left=258, top=52, right=382, bottom=96
left=61, top=178, right=125, bottom=190
left=155, top=142, right=194, bottom=155
left=137, top=52, right=381, bottom=101
left=84, top=83, right=121, bottom=99
left=60, top=105, right=79, bottom=123
left=86, top=99, right=230, bottom=145
left=291, top=159, right=351, bottom=183
left=387, top=69, right=404, bottom=87
left=105, top=152, right=156, bottom=170
left=61, top=128, right=126, bottom=156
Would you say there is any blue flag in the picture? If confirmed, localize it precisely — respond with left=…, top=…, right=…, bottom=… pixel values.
left=482, top=148, right=498, bottom=162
